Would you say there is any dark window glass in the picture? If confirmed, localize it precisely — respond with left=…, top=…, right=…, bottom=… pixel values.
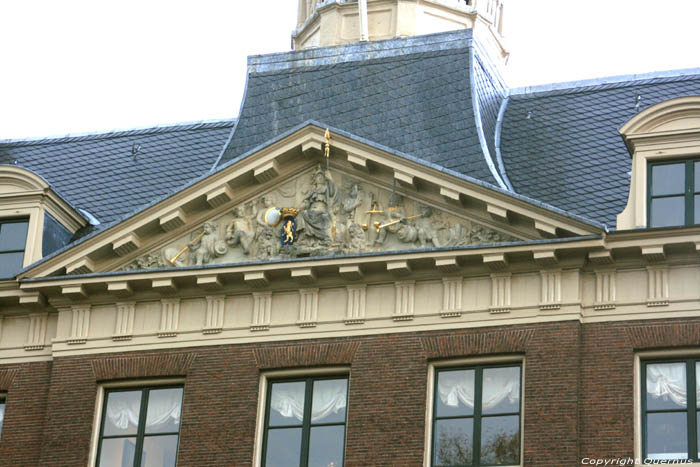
left=0, top=219, right=29, bottom=277
left=648, top=160, right=700, bottom=227
left=96, top=386, right=183, bottom=467
left=643, top=360, right=700, bottom=461
left=433, top=364, right=521, bottom=466
left=263, top=376, right=348, bottom=467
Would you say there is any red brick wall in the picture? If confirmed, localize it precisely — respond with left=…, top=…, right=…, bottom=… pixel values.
left=0, top=318, right=695, bottom=466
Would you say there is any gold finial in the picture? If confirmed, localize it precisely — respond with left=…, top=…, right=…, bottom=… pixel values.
left=324, top=128, right=331, bottom=159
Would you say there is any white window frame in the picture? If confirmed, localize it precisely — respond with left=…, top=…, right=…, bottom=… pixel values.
left=424, top=355, right=525, bottom=467
left=253, top=366, right=350, bottom=467
left=88, top=377, right=186, bottom=467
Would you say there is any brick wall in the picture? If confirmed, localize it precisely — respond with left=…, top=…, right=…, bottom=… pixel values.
left=0, top=318, right=696, bottom=466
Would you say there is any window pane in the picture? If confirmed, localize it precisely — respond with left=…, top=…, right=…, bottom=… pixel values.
left=141, top=434, right=178, bottom=467
left=694, top=195, right=700, bottom=224
left=0, top=402, right=5, bottom=437
left=646, top=363, right=687, bottom=410
left=482, top=366, right=520, bottom=415
left=0, top=252, right=25, bottom=277
left=311, top=379, right=347, bottom=424
left=697, top=412, right=700, bottom=459
left=480, top=415, right=519, bottom=465
left=145, top=388, right=183, bottom=434
left=436, top=370, right=474, bottom=417
left=104, top=391, right=142, bottom=436
left=0, top=221, right=29, bottom=251
left=308, top=425, right=345, bottom=467
left=650, top=197, right=685, bottom=227
left=269, top=382, right=305, bottom=426
left=646, top=412, right=688, bottom=460
left=695, top=161, right=700, bottom=192
left=98, top=437, right=137, bottom=467
left=265, top=428, right=302, bottom=467
left=433, top=418, right=473, bottom=466
left=651, top=163, right=684, bottom=196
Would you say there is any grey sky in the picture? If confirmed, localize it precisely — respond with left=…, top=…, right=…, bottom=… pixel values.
left=1, top=0, right=699, bottom=140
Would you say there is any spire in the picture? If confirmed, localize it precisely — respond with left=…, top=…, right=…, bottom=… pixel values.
left=294, top=0, right=507, bottom=64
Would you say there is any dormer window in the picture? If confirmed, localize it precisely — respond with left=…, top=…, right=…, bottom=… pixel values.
left=0, top=218, right=29, bottom=277
left=618, top=97, right=700, bottom=230
left=648, top=159, right=700, bottom=227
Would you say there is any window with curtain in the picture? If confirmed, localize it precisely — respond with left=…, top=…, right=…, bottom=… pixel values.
left=642, top=360, right=700, bottom=461
left=432, top=364, right=521, bottom=466
left=0, top=218, right=29, bottom=277
left=647, top=159, right=700, bottom=227
left=262, top=376, right=348, bottom=467
left=96, top=386, right=184, bottom=467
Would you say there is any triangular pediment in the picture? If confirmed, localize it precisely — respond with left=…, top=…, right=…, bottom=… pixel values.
left=119, top=166, right=517, bottom=271
left=20, top=122, right=603, bottom=278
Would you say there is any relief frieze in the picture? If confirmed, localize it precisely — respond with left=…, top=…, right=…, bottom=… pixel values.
left=120, top=166, right=515, bottom=271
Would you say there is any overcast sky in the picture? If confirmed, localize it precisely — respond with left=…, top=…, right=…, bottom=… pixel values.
left=1, top=0, right=699, bottom=140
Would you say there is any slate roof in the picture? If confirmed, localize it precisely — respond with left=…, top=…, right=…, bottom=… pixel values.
left=0, top=120, right=235, bottom=233
left=500, top=71, right=700, bottom=228
left=217, top=29, right=502, bottom=186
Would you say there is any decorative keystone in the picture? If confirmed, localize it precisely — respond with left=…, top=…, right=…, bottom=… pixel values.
left=533, top=250, right=558, bottom=267
left=435, top=257, right=460, bottom=273
left=159, top=209, right=186, bottom=232
left=483, top=253, right=508, bottom=270
left=197, top=275, right=223, bottom=290
left=254, top=160, right=280, bottom=184
left=112, top=233, right=141, bottom=257
left=245, top=272, right=269, bottom=288
left=487, top=204, right=509, bottom=222
left=347, top=153, right=369, bottom=171
left=387, top=260, right=412, bottom=276
left=206, top=185, right=234, bottom=208
left=66, top=258, right=95, bottom=275
left=152, top=278, right=178, bottom=294
left=588, top=250, right=614, bottom=265
left=642, top=245, right=666, bottom=262
left=107, top=282, right=133, bottom=298
left=291, top=268, right=316, bottom=284
left=338, top=265, right=364, bottom=281
left=62, top=285, right=87, bottom=300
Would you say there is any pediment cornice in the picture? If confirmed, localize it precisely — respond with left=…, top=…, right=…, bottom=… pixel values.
left=19, top=123, right=603, bottom=279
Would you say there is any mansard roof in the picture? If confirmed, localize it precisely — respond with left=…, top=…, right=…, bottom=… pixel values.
left=0, top=120, right=235, bottom=234
left=500, top=69, right=700, bottom=228
left=217, top=29, right=508, bottom=188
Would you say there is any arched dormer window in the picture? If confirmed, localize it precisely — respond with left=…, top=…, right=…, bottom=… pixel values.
left=617, top=97, right=700, bottom=230
left=0, top=165, right=86, bottom=277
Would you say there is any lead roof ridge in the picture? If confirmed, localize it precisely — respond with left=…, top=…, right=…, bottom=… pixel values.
left=508, top=67, right=700, bottom=99
left=0, top=118, right=237, bottom=147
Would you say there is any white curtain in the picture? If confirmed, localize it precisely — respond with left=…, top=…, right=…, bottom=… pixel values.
left=646, top=363, right=687, bottom=406
left=438, top=368, right=520, bottom=410
left=106, top=390, right=182, bottom=431
left=271, top=380, right=347, bottom=422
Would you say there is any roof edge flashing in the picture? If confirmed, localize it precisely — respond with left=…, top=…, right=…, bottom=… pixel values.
left=248, top=29, right=473, bottom=73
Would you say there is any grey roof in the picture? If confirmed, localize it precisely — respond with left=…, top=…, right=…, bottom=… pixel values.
left=0, top=120, right=235, bottom=234
left=500, top=70, right=700, bottom=228
left=217, top=29, right=502, bottom=186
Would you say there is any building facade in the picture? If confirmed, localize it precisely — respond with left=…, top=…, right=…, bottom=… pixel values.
left=1, top=1, right=700, bottom=466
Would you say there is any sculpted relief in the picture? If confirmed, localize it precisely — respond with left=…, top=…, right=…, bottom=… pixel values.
left=121, top=166, right=516, bottom=271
